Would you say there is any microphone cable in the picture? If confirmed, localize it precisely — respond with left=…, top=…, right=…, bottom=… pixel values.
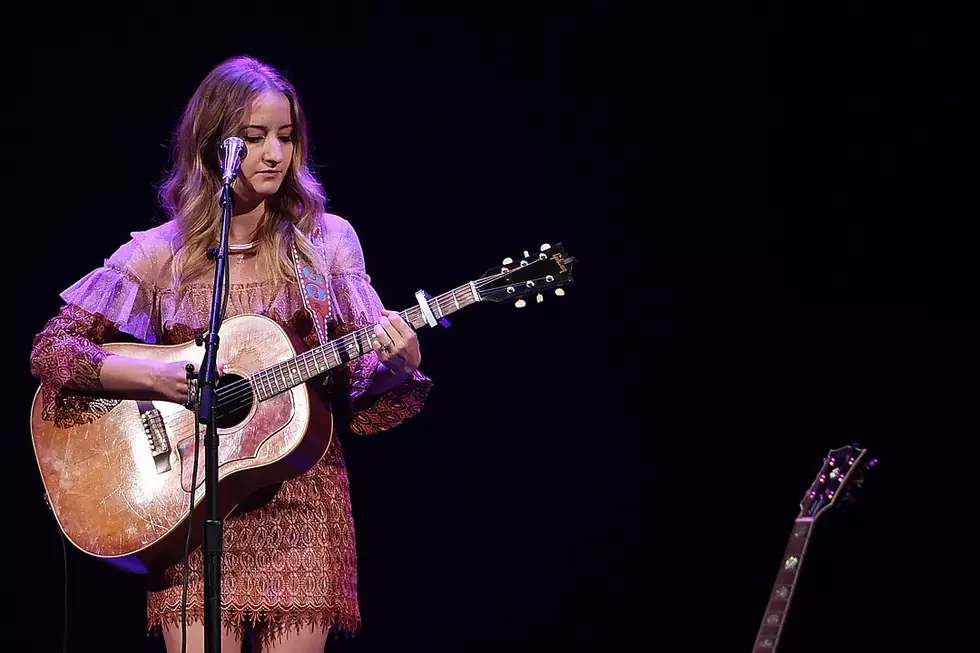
left=180, top=404, right=203, bottom=653
left=59, top=521, right=68, bottom=653
left=41, top=492, right=70, bottom=653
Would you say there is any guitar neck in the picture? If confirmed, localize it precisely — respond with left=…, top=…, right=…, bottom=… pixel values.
left=250, top=281, right=480, bottom=400
left=752, top=517, right=816, bottom=652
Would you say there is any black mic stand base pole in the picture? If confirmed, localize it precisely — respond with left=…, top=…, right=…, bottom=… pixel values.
left=199, top=181, right=234, bottom=653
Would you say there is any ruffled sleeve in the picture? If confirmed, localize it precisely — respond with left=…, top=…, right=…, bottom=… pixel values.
left=29, top=232, right=161, bottom=425
left=58, top=234, right=160, bottom=344
left=325, top=217, right=433, bottom=435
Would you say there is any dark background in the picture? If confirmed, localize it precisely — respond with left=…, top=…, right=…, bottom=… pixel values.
left=12, top=4, right=970, bottom=652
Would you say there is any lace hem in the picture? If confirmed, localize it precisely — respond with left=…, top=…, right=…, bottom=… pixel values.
left=147, top=604, right=361, bottom=646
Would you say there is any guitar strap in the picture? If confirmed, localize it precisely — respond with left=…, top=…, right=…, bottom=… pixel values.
left=290, top=234, right=331, bottom=349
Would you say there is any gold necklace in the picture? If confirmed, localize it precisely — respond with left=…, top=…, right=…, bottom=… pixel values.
left=228, top=241, right=258, bottom=264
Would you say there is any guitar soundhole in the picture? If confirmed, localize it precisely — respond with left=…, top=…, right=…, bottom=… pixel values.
left=214, top=373, right=255, bottom=429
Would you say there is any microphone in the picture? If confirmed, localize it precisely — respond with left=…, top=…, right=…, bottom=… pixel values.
left=218, top=136, right=247, bottom=185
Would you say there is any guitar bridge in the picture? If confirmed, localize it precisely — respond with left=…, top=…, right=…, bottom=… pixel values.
left=138, top=401, right=172, bottom=473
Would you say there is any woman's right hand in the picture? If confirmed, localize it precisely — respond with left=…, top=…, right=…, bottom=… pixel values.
left=148, top=360, right=224, bottom=405
left=96, top=355, right=225, bottom=405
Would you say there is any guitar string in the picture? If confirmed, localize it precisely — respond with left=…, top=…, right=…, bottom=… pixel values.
left=159, top=286, right=465, bottom=427
left=154, top=268, right=561, bottom=451
left=208, top=268, right=558, bottom=408
left=157, top=269, right=557, bottom=433
left=186, top=270, right=501, bottom=406
left=220, top=262, right=561, bottom=403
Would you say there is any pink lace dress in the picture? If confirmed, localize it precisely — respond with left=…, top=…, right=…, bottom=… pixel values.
left=28, top=213, right=432, bottom=645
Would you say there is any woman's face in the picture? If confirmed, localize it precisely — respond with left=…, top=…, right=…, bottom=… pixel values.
left=233, top=91, right=295, bottom=202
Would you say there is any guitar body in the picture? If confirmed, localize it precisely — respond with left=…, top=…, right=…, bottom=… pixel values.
left=29, top=314, right=334, bottom=575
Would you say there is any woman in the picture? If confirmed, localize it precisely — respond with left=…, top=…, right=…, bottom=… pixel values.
left=28, top=55, right=433, bottom=652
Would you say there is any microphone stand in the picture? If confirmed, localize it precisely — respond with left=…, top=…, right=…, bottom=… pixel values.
left=197, top=179, right=234, bottom=653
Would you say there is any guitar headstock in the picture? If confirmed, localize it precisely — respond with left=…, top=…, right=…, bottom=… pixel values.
left=799, top=443, right=877, bottom=520
left=474, top=243, right=576, bottom=307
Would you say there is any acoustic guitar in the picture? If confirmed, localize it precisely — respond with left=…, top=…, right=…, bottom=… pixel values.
left=31, top=243, right=576, bottom=575
left=751, top=443, right=877, bottom=651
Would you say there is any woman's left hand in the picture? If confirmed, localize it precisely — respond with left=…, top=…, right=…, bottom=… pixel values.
left=372, top=308, right=421, bottom=375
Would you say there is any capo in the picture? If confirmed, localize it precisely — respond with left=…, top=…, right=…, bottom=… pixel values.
left=415, top=289, right=451, bottom=328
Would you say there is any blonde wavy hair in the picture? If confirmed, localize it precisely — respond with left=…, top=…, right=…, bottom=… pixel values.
left=158, top=55, right=327, bottom=292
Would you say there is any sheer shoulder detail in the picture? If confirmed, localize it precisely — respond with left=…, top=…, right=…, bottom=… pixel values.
left=58, top=221, right=177, bottom=343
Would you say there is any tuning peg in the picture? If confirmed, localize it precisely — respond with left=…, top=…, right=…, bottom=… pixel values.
left=502, top=257, right=513, bottom=265
left=515, top=299, right=526, bottom=308
left=523, top=250, right=530, bottom=258
left=555, top=288, right=565, bottom=296
left=540, top=243, right=551, bottom=251
left=536, top=293, right=543, bottom=303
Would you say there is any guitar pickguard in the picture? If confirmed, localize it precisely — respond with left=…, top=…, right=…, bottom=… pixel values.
left=175, top=391, right=296, bottom=492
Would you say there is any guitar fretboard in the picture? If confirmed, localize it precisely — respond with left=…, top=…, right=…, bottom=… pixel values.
left=752, top=517, right=814, bottom=652
left=247, top=281, right=480, bottom=401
